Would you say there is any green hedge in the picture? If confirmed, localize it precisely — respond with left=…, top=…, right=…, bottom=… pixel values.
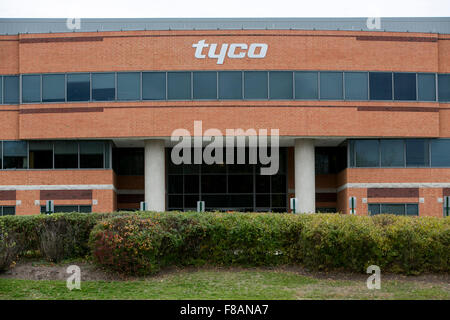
left=90, top=212, right=450, bottom=275
left=1, top=212, right=449, bottom=275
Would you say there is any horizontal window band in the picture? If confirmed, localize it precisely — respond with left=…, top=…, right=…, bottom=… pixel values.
left=338, top=183, right=450, bottom=192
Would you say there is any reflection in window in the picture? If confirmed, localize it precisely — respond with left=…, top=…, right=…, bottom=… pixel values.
left=394, top=73, right=416, bottom=101
left=193, top=72, right=217, bottom=99
left=380, top=140, right=404, bottom=167
left=4, top=76, right=19, bottom=104
left=369, top=72, right=392, bottom=100
left=244, top=71, right=268, bottom=99
left=269, top=71, right=293, bottom=99
left=3, top=141, right=27, bottom=169
left=320, top=72, right=343, bottom=100
left=354, top=140, right=379, bottom=167
left=438, top=74, right=450, bottom=102
left=369, top=203, right=418, bottom=216
left=67, top=73, right=90, bottom=101
left=406, top=139, right=429, bottom=167
left=218, top=71, right=242, bottom=99
left=42, top=74, right=65, bottom=102
left=168, top=72, right=191, bottom=100
left=92, top=73, right=115, bottom=101
left=22, top=75, right=41, bottom=103
left=418, top=73, right=436, bottom=101
left=345, top=72, right=368, bottom=100
left=431, top=139, right=450, bottom=167
left=117, top=72, right=140, bottom=101
left=295, top=72, right=318, bottom=99
left=142, top=72, right=166, bottom=100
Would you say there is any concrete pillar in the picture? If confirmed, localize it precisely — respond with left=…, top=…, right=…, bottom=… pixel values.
left=294, top=139, right=315, bottom=213
left=144, top=139, right=165, bottom=212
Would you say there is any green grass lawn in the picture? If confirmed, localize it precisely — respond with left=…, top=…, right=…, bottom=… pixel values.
left=1, top=270, right=448, bottom=300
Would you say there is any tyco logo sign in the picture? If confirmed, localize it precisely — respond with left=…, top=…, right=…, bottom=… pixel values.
left=192, top=40, right=268, bottom=64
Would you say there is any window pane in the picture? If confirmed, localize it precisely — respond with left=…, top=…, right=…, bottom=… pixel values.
left=3, top=141, right=27, bottom=169
left=244, top=71, right=268, bottom=99
left=0, top=77, right=2, bottom=104
left=2, top=206, right=15, bottom=216
left=117, top=72, right=140, bottom=101
left=29, top=141, right=53, bottom=169
left=381, top=204, right=405, bottom=215
left=218, top=71, right=242, bottom=99
left=67, top=73, right=90, bottom=101
left=54, top=205, right=78, bottom=213
left=54, top=141, right=78, bottom=169
left=22, top=75, right=41, bottom=103
left=80, top=141, right=104, bottom=168
left=431, top=139, right=450, bottom=167
left=193, top=72, right=217, bottom=99
left=142, top=72, right=166, bottom=100
left=320, top=72, right=343, bottom=100
left=368, top=204, right=381, bottom=216
left=295, top=72, right=318, bottom=99
left=418, top=73, right=436, bottom=101
left=406, top=139, right=429, bottom=167
left=406, top=139, right=430, bottom=167
left=168, top=72, right=191, bottom=100
left=354, top=140, right=379, bottom=167
left=42, top=74, right=65, bottom=102
left=4, top=76, right=19, bottom=104
left=394, top=73, right=416, bottom=101
left=369, top=72, right=392, bottom=100
left=92, top=73, right=115, bottom=101
left=345, top=72, right=368, bottom=100
left=406, top=204, right=419, bottom=216
left=438, top=74, right=450, bottom=102
left=269, top=71, right=293, bottom=99
left=79, top=205, right=92, bottom=213
left=380, top=139, right=404, bottom=167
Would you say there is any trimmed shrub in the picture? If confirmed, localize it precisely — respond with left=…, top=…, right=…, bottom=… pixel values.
left=0, top=219, right=22, bottom=271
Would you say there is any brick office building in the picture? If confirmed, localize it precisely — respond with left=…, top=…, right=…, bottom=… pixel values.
left=0, top=18, right=449, bottom=217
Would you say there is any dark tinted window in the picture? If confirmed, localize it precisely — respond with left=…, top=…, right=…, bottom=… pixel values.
left=345, top=72, right=368, bottom=100
left=22, top=75, right=41, bottom=103
left=117, top=72, right=140, bottom=101
left=354, top=140, right=379, bottom=167
left=369, top=72, right=392, bottom=100
left=431, top=139, right=450, bottom=167
left=54, top=205, right=79, bottom=213
left=394, top=73, right=416, bottom=101
left=406, top=204, right=419, bottom=216
left=4, top=76, right=19, bottom=104
left=42, top=74, right=65, bottom=102
left=168, top=72, right=191, bottom=100
left=368, top=204, right=381, bottom=216
left=29, top=141, right=53, bottom=169
left=54, top=141, right=78, bottom=169
left=381, top=204, right=405, bottom=215
left=142, top=72, right=166, bottom=100
left=406, top=139, right=429, bottom=167
left=244, top=71, right=268, bottom=99
left=218, top=71, right=242, bottom=99
left=3, top=141, right=27, bottom=169
left=92, top=73, right=115, bottom=101
left=80, top=141, right=104, bottom=168
left=418, top=73, right=436, bottom=101
left=320, top=72, right=343, bottom=100
left=380, top=140, right=404, bottom=167
left=438, top=74, right=450, bottom=102
left=67, top=73, right=90, bottom=101
left=269, top=71, right=293, bottom=99
left=193, top=72, right=217, bottom=99
left=295, top=72, right=318, bottom=99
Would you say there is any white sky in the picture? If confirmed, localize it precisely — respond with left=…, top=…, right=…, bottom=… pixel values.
left=0, top=0, right=449, bottom=18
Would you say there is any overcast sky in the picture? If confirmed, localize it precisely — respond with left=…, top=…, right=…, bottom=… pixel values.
left=0, top=0, right=449, bottom=18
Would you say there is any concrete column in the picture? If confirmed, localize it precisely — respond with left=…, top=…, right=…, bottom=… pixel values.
left=144, top=139, right=165, bottom=212
left=294, top=139, right=315, bottom=213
